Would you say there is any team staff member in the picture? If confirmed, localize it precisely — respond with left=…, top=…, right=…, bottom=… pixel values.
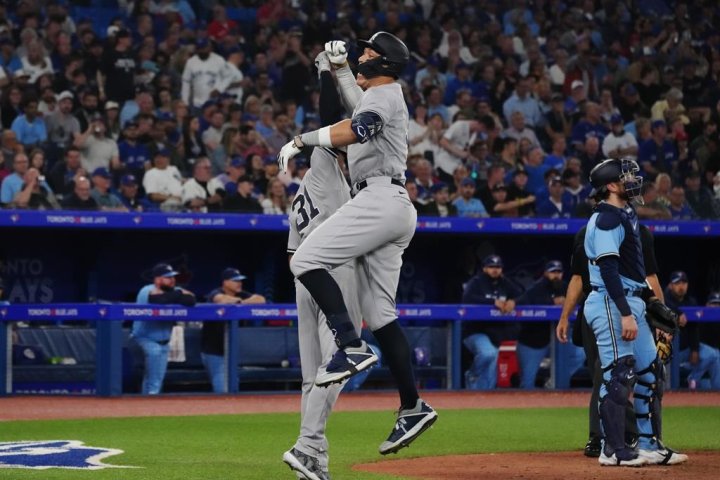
left=582, top=158, right=686, bottom=466
left=201, top=268, right=265, bottom=394
left=278, top=33, right=437, bottom=455
left=699, top=293, right=720, bottom=389
left=462, top=254, right=522, bottom=390
left=132, top=263, right=196, bottom=395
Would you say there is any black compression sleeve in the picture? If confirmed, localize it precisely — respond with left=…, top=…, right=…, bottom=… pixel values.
left=149, top=290, right=197, bottom=306
left=597, top=256, right=632, bottom=316
left=319, top=71, right=344, bottom=126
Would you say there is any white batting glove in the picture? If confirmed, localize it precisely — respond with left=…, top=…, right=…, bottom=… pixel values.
left=315, top=51, right=331, bottom=76
left=325, top=40, right=348, bottom=66
left=277, top=139, right=301, bottom=173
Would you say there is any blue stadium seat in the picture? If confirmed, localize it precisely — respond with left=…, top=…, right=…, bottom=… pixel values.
left=226, top=8, right=257, bottom=24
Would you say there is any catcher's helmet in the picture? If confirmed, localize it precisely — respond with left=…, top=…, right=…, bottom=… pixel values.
left=357, top=31, right=409, bottom=78
left=589, top=157, right=643, bottom=201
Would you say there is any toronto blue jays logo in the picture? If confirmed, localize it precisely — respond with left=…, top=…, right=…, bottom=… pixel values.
left=0, top=440, right=135, bottom=470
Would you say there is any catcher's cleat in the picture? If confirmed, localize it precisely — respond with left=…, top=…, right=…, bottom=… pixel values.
left=282, top=448, right=331, bottom=480
left=315, top=341, right=378, bottom=387
left=584, top=437, right=602, bottom=457
left=599, top=447, right=648, bottom=467
left=638, top=448, right=688, bottom=465
left=379, top=399, right=438, bottom=455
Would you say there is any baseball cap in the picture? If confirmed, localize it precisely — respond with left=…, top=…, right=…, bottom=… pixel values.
left=483, top=255, right=503, bottom=268
left=121, top=174, right=137, bottom=186
left=222, top=267, right=246, bottom=282
left=545, top=260, right=564, bottom=273
left=707, top=292, right=720, bottom=305
left=229, top=156, right=246, bottom=168
left=237, top=175, right=252, bottom=184
left=430, top=182, right=448, bottom=193
left=263, top=155, right=276, bottom=166
left=548, top=175, right=563, bottom=186
left=295, top=158, right=309, bottom=169
left=154, top=148, right=170, bottom=157
left=460, top=177, right=475, bottom=187
left=141, top=60, right=159, bottom=73
left=571, top=80, right=584, bottom=90
left=610, top=113, right=623, bottom=124
left=57, top=90, right=74, bottom=102
left=670, top=271, right=688, bottom=284
left=196, top=38, right=210, bottom=49
left=124, top=120, right=139, bottom=129
left=91, top=167, right=111, bottom=179
left=105, top=101, right=119, bottom=111
left=651, top=119, right=666, bottom=130
left=623, top=84, right=638, bottom=96
left=551, top=92, right=564, bottom=102
left=107, top=25, right=120, bottom=37
left=152, top=263, right=179, bottom=278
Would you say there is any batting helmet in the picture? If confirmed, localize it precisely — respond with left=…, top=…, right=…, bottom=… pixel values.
left=589, top=157, right=643, bottom=201
left=357, top=31, right=409, bottom=79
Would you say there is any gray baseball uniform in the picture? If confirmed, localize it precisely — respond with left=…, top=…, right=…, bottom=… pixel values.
left=288, top=147, right=361, bottom=468
left=291, top=82, right=415, bottom=331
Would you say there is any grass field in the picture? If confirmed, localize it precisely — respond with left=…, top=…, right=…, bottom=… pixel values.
left=1, top=406, right=719, bottom=479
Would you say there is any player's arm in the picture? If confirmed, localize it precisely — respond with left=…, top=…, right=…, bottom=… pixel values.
left=211, top=292, right=243, bottom=304
left=324, top=41, right=363, bottom=114
left=557, top=274, right=583, bottom=342
left=639, top=225, right=664, bottom=302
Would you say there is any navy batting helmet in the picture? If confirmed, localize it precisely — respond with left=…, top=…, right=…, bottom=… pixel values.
left=357, top=31, right=409, bottom=79
left=589, top=158, right=643, bottom=202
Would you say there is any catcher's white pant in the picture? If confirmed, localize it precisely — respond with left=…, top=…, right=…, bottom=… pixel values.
left=293, top=262, right=361, bottom=463
left=290, top=177, right=416, bottom=331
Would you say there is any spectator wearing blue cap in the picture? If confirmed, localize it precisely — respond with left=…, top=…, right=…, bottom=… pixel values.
left=223, top=175, right=263, bottom=213
left=453, top=177, right=488, bottom=218
left=570, top=103, right=608, bottom=154
left=462, top=254, right=522, bottom=390
left=638, top=119, right=677, bottom=178
left=11, top=98, right=47, bottom=149
left=506, top=169, right=536, bottom=217
left=535, top=176, right=573, bottom=219
left=143, top=149, right=183, bottom=212
left=422, top=182, right=457, bottom=217
left=182, top=38, right=227, bottom=109
left=201, top=267, right=266, bottom=393
left=118, top=174, right=153, bottom=212
left=215, top=156, right=246, bottom=194
left=117, top=121, right=151, bottom=183
left=90, top=167, right=127, bottom=211
left=132, top=263, right=196, bottom=395
left=602, top=113, right=638, bottom=158
left=74, top=114, right=120, bottom=176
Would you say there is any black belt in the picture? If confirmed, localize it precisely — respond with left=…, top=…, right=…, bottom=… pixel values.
left=591, top=286, right=643, bottom=297
left=355, top=178, right=405, bottom=192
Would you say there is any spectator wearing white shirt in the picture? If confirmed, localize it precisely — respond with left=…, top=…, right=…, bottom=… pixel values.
left=181, top=157, right=225, bottom=213
left=435, top=119, right=484, bottom=182
left=19, top=40, right=53, bottom=84
left=201, top=110, right=225, bottom=153
left=503, top=111, right=542, bottom=151
left=261, top=178, right=291, bottom=215
left=181, top=39, right=227, bottom=110
left=143, top=149, right=183, bottom=211
left=602, top=114, right=638, bottom=159
left=221, top=47, right=244, bottom=102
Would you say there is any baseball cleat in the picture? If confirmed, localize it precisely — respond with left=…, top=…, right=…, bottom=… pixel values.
left=282, top=448, right=331, bottom=480
left=598, top=447, right=648, bottom=467
left=638, top=448, right=688, bottom=465
left=315, top=341, right=378, bottom=387
left=378, top=399, right=438, bottom=455
left=584, top=437, right=602, bottom=458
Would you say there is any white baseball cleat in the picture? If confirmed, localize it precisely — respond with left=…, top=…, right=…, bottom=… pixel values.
left=638, top=448, right=689, bottom=465
left=599, top=449, right=649, bottom=467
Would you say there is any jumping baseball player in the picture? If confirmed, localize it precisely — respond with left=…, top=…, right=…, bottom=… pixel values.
left=278, top=32, right=437, bottom=455
left=583, top=158, right=687, bottom=467
left=282, top=53, right=362, bottom=480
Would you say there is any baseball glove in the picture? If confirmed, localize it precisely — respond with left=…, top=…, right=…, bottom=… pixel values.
left=645, top=298, right=679, bottom=334
left=656, top=332, right=673, bottom=363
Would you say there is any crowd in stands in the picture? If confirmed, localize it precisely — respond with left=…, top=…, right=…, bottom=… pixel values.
left=0, top=0, right=718, bottom=220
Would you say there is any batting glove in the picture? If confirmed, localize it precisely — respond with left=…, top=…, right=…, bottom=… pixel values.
left=325, top=40, right=348, bottom=66
left=277, top=138, right=301, bottom=173
left=315, top=51, right=331, bottom=77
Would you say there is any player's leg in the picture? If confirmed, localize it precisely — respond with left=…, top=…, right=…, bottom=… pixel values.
left=632, top=299, right=688, bottom=465
left=462, top=334, right=499, bottom=390
left=516, top=342, right=548, bottom=389
left=580, top=313, right=603, bottom=455
left=136, top=337, right=169, bottom=395
left=708, top=346, right=720, bottom=389
left=584, top=294, right=645, bottom=467
left=200, top=352, right=225, bottom=393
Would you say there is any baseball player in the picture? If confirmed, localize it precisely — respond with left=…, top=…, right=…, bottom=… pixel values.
left=583, top=158, right=687, bottom=467
left=282, top=53, right=362, bottom=480
left=278, top=32, right=437, bottom=455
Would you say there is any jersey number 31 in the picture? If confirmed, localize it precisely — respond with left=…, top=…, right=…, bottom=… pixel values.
left=292, top=191, right=320, bottom=232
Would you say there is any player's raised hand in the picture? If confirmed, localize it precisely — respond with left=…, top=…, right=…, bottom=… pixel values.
left=277, top=139, right=301, bottom=173
left=621, top=314, right=638, bottom=341
left=315, top=51, right=331, bottom=74
left=325, top=40, right=348, bottom=66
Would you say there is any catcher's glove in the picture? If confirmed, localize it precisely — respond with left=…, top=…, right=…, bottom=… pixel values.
left=657, top=332, right=673, bottom=363
left=645, top=298, right=679, bottom=334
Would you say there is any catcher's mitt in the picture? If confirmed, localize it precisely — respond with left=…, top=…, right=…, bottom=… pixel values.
left=645, top=298, right=679, bottom=334
left=657, top=332, right=673, bottom=363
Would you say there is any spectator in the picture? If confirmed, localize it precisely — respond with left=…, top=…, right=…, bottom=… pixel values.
left=545, top=93, right=571, bottom=142
left=118, top=174, right=153, bottom=212
left=638, top=120, right=676, bottom=179
left=117, top=121, right=151, bottom=182
left=449, top=165, right=470, bottom=201
left=411, top=158, right=437, bottom=205
left=636, top=182, right=672, bottom=220
left=563, top=80, right=587, bottom=120
left=1, top=85, right=23, bottom=130
left=119, top=87, right=153, bottom=128
left=261, top=178, right=291, bottom=215
left=221, top=47, right=244, bottom=102
left=521, top=147, right=550, bottom=194
left=684, top=172, right=719, bottom=219
left=405, top=181, right=425, bottom=213
left=105, top=101, right=122, bottom=141
left=453, top=178, right=488, bottom=218
left=74, top=115, right=120, bottom=174
left=143, top=149, right=183, bottom=212
left=20, top=39, right=53, bottom=83
left=506, top=169, right=536, bottom=217
left=100, top=29, right=136, bottom=104
left=210, top=127, right=238, bottom=177
left=182, top=39, right=227, bottom=110
left=1, top=153, right=48, bottom=205
left=201, top=267, right=265, bottom=393
left=436, top=119, right=484, bottom=183
left=578, top=136, right=604, bottom=179
left=503, top=111, right=542, bottom=151
left=45, top=90, right=80, bottom=150
left=502, top=77, right=542, bottom=128
left=477, top=163, right=506, bottom=208
left=462, top=254, right=522, bottom=390
left=0, top=130, right=21, bottom=175
left=535, top=176, right=573, bottom=218
left=216, top=156, right=247, bottom=194
left=422, top=182, right=457, bottom=217
left=182, top=116, right=207, bottom=164
left=90, top=167, right=127, bottom=212
left=667, top=185, right=696, bottom=220
left=48, top=147, right=85, bottom=197
left=202, top=110, right=226, bottom=154
left=570, top=102, right=608, bottom=153
left=544, top=136, right=568, bottom=171
left=60, top=176, right=98, bottom=210
left=651, top=87, right=689, bottom=126
left=654, top=173, right=672, bottom=207
left=12, top=167, right=60, bottom=210
left=132, top=263, right=196, bottom=395
left=223, top=175, right=263, bottom=213
left=561, top=169, right=591, bottom=214
left=11, top=98, right=47, bottom=149
left=486, top=183, right=518, bottom=217
left=425, top=85, right=449, bottom=125
left=74, top=89, right=100, bottom=132
left=602, top=114, right=639, bottom=159
left=696, top=292, right=720, bottom=389
left=182, top=157, right=225, bottom=213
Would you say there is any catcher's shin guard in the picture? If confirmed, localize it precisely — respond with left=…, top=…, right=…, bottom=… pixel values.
left=635, top=358, right=664, bottom=446
left=600, top=355, right=636, bottom=454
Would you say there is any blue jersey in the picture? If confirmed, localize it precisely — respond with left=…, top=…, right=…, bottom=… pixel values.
left=584, top=202, right=646, bottom=292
